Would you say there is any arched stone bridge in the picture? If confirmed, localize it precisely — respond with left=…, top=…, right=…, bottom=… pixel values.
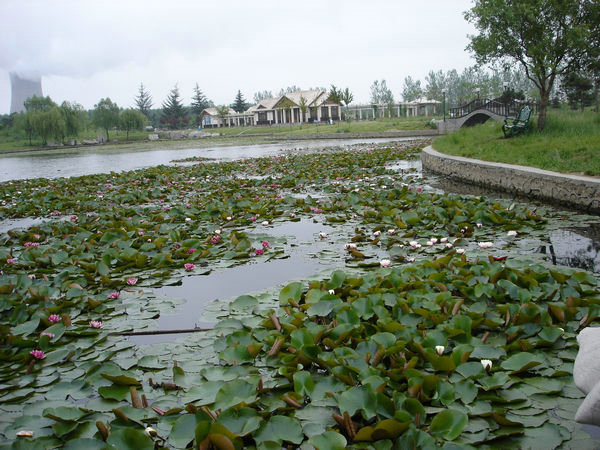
left=435, top=98, right=524, bottom=133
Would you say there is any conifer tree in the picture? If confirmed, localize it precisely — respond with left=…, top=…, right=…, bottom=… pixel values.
left=191, top=83, right=211, bottom=126
left=161, top=84, right=187, bottom=129
left=231, top=90, right=249, bottom=113
left=134, top=83, right=153, bottom=118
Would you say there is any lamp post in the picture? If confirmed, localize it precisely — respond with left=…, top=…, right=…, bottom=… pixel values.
left=502, top=82, right=509, bottom=116
left=474, top=88, right=481, bottom=105
left=441, top=88, right=446, bottom=122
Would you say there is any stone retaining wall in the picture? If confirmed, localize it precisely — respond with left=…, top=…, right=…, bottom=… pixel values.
left=421, top=146, right=600, bottom=214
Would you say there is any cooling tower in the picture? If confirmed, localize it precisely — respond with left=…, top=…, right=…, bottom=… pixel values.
left=10, top=72, right=43, bottom=113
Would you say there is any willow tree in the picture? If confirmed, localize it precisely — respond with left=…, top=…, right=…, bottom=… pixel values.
left=465, top=0, right=597, bottom=130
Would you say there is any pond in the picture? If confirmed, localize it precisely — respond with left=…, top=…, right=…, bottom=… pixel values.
left=0, top=137, right=416, bottom=182
left=1, top=138, right=600, bottom=448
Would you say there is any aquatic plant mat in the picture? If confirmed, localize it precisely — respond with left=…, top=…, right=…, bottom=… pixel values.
left=0, top=140, right=599, bottom=449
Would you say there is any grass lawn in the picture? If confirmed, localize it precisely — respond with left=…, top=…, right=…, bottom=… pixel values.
left=206, top=116, right=435, bottom=136
left=433, top=110, right=600, bottom=176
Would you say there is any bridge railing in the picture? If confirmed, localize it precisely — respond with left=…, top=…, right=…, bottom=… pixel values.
left=449, top=98, right=525, bottom=119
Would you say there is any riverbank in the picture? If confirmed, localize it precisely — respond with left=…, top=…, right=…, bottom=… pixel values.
left=432, top=110, right=600, bottom=176
left=421, top=146, right=600, bottom=214
left=0, top=129, right=436, bottom=157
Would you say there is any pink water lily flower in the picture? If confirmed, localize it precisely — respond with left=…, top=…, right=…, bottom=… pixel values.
left=255, top=249, right=264, bottom=256
left=48, top=314, right=60, bottom=323
left=90, top=320, right=103, bottom=329
left=380, top=259, right=392, bottom=268
left=108, top=292, right=120, bottom=299
left=6, top=258, right=15, bottom=264
left=126, top=277, right=137, bottom=285
left=184, top=263, right=195, bottom=271
left=478, top=242, right=493, bottom=249
left=188, top=248, right=196, bottom=254
left=261, top=241, right=270, bottom=248
left=40, top=332, right=54, bottom=339
left=30, top=350, right=45, bottom=359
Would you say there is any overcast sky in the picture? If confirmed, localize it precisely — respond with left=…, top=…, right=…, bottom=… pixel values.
left=0, top=0, right=477, bottom=114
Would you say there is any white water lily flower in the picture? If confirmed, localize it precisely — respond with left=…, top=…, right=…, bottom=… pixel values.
left=430, top=237, right=438, bottom=244
left=373, top=230, right=381, bottom=237
left=388, top=229, right=396, bottom=235
left=262, top=221, right=269, bottom=226
left=214, top=229, right=221, bottom=235
left=344, top=243, right=357, bottom=250
left=435, top=345, right=445, bottom=356
left=408, top=257, right=415, bottom=263
left=440, top=237, right=448, bottom=243
left=409, top=241, right=419, bottom=248
left=476, top=223, right=482, bottom=229
left=507, top=230, right=518, bottom=237
left=328, top=289, right=335, bottom=295
left=445, top=243, right=453, bottom=249
left=145, top=427, right=158, bottom=437
left=456, top=248, right=465, bottom=254
left=185, top=217, right=191, bottom=222
left=226, top=216, right=232, bottom=221
left=380, top=259, right=392, bottom=268
left=426, top=241, right=434, bottom=246
left=319, top=232, right=327, bottom=239
left=478, top=242, right=493, bottom=249
left=16, top=431, right=34, bottom=437
left=481, top=359, right=492, bottom=371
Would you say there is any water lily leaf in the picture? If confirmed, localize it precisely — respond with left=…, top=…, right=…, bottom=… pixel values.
left=293, top=370, right=315, bottom=396
left=307, top=299, right=341, bottom=317
left=429, top=409, right=468, bottom=441
left=63, top=438, right=107, bottom=450
left=500, top=352, right=544, bottom=374
left=338, top=385, right=377, bottom=420
left=254, top=415, right=303, bottom=446
left=279, top=282, right=303, bottom=306
left=169, top=414, right=199, bottom=449
left=213, top=380, right=258, bottom=411
left=101, top=373, right=141, bottom=386
left=470, top=345, right=505, bottom=361
left=98, top=385, right=131, bottom=401
left=456, top=362, right=484, bottom=379
left=537, top=326, right=562, bottom=344
left=230, top=295, right=258, bottom=311
left=327, top=270, right=346, bottom=290
left=107, top=428, right=154, bottom=450
left=309, top=431, right=347, bottom=449
left=183, top=381, right=225, bottom=405
left=12, top=318, right=40, bottom=336
left=520, top=377, right=564, bottom=394
left=216, top=407, right=262, bottom=436
left=137, top=355, right=164, bottom=370
left=478, top=372, right=510, bottom=391
left=43, top=406, right=88, bottom=423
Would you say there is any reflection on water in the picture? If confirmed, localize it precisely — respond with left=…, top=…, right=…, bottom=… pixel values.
left=0, top=217, right=47, bottom=234
left=132, top=219, right=337, bottom=344
left=0, top=137, right=415, bottom=183
left=541, top=224, right=600, bottom=273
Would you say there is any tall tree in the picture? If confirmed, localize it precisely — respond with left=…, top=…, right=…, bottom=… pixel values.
left=401, top=76, right=422, bottom=102
left=253, top=90, right=273, bottom=104
left=328, top=85, right=342, bottom=104
left=465, top=0, right=597, bottom=130
left=60, top=101, right=86, bottom=141
left=215, top=106, right=231, bottom=127
left=231, top=90, right=249, bottom=113
left=161, top=84, right=187, bottom=130
left=299, top=96, right=308, bottom=123
left=190, top=83, right=211, bottom=126
left=134, top=83, right=153, bottom=118
left=14, top=112, right=35, bottom=145
left=341, top=88, right=354, bottom=107
left=33, top=107, right=65, bottom=145
left=120, top=109, right=147, bottom=139
left=278, top=86, right=301, bottom=96
left=24, top=95, right=56, bottom=112
left=562, top=73, right=595, bottom=112
left=93, top=98, right=120, bottom=141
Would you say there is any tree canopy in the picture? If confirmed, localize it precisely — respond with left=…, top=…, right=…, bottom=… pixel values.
left=465, top=0, right=598, bottom=130
left=134, top=83, right=153, bottom=118
left=191, top=83, right=212, bottom=126
left=231, top=90, right=249, bottom=113
left=93, top=98, right=120, bottom=141
left=120, top=109, right=147, bottom=139
left=161, top=85, right=187, bottom=130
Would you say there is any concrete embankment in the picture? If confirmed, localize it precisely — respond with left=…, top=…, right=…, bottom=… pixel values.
left=421, top=146, right=600, bottom=214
